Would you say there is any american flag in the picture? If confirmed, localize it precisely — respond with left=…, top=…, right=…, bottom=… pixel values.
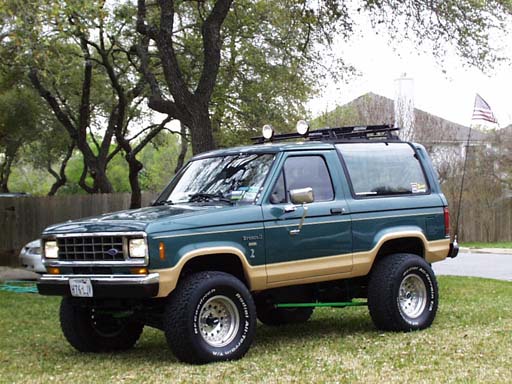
left=472, top=94, right=498, bottom=124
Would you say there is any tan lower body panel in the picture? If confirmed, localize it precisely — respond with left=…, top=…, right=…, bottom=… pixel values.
left=150, top=235, right=450, bottom=297
left=151, top=247, right=267, bottom=298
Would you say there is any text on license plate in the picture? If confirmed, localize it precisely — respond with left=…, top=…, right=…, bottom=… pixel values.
left=69, top=278, right=93, bottom=297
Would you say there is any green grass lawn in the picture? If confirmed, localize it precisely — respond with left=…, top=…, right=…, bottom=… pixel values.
left=1, top=276, right=511, bottom=383
left=462, top=242, right=512, bottom=249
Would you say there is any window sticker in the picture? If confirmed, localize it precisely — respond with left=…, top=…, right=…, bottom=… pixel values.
left=230, top=190, right=245, bottom=200
left=243, top=192, right=257, bottom=201
left=411, top=182, right=427, bottom=193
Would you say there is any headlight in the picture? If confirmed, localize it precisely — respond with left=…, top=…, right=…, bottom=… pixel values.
left=44, top=241, right=59, bottom=259
left=129, top=238, right=147, bottom=258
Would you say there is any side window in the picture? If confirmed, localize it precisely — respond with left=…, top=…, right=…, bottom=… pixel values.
left=337, top=143, right=429, bottom=197
left=270, top=155, right=334, bottom=203
left=269, top=172, right=286, bottom=204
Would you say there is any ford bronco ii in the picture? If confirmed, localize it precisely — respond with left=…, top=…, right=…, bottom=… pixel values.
left=38, top=123, right=458, bottom=364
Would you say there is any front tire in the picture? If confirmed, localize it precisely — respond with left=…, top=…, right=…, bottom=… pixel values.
left=60, top=298, right=143, bottom=352
left=368, top=253, right=438, bottom=332
left=164, top=271, right=256, bottom=364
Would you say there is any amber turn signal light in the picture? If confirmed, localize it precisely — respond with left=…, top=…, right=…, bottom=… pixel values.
left=130, top=268, right=148, bottom=275
left=47, top=267, right=60, bottom=275
left=159, top=242, right=166, bottom=261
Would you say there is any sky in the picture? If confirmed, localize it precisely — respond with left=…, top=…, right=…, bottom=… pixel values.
left=307, top=19, right=512, bottom=129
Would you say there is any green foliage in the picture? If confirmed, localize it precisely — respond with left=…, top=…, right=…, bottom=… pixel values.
left=0, top=87, right=40, bottom=145
left=6, top=131, right=185, bottom=195
left=311, top=104, right=361, bottom=129
left=0, top=72, right=42, bottom=191
left=7, top=164, right=53, bottom=195
left=138, top=131, right=186, bottom=192
left=462, top=242, right=512, bottom=249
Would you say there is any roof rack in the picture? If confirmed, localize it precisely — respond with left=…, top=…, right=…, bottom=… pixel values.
left=251, top=124, right=401, bottom=144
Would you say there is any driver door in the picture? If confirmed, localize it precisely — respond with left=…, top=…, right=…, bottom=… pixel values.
left=262, top=151, right=352, bottom=283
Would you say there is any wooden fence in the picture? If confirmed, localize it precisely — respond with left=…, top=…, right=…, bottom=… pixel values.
left=0, top=193, right=158, bottom=266
left=1, top=193, right=511, bottom=266
left=456, top=199, right=512, bottom=243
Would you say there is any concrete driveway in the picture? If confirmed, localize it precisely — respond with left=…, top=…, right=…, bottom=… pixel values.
left=433, top=251, right=512, bottom=282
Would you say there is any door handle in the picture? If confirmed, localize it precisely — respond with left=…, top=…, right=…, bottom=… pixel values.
left=283, top=205, right=297, bottom=213
left=330, top=207, right=346, bottom=215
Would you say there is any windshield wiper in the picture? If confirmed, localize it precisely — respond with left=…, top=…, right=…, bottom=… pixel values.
left=188, top=193, right=233, bottom=204
left=153, top=200, right=174, bottom=206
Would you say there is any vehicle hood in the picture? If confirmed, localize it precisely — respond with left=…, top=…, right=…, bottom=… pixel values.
left=42, top=204, right=262, bottom=235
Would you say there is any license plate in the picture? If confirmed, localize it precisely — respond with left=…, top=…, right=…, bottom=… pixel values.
left=69, top=278, right=93, bottom=297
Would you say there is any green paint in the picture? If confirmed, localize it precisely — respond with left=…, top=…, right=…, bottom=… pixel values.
left=276, top=301, right=367, bottom=308
left=0, top=281, right=38, bottom=294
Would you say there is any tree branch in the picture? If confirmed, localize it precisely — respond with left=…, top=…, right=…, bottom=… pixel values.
left=195, top=0, right=233, bottom=102
left=28, top=69, right=78, bottom=140
left=132, top=115, right=173, bottom=155
left=78, top=159, right=96, bottom=193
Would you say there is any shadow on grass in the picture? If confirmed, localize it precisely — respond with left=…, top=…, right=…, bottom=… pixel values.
left=53, top=309, right=377, bottom=364
left=254, top=310, right=376, bottom=348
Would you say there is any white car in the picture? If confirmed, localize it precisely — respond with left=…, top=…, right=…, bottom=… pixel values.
left=19, top=239, right=46, bottom=274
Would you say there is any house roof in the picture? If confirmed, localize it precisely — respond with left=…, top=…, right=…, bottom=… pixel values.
left=314, top=92, right=490, bottom=144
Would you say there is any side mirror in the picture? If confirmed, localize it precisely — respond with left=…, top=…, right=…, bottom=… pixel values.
left=288, top=187, right=314, bottom=236
left=290, top=187, right=314, bottom=205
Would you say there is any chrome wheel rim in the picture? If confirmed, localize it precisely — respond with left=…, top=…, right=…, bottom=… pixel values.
left=198, top=295, right=240, bottom=347
left=398, top=274, right=427, bottom=318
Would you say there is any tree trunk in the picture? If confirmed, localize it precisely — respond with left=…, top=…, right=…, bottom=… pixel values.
left=83, top=155, right=113, bottom=193
left=47, top=143, right=74, bottom=196
left=188, top=108, right=215, bottom=155
left=92, top=166, right=114, bottom=193
left=126, top=154, right=144, bottom=209
left=0, top=155, right=14, bottom=193
left=174, top=124, right=188, bottom=174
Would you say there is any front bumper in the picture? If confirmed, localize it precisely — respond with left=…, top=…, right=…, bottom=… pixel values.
left=37, top=273, right=159, bottom=298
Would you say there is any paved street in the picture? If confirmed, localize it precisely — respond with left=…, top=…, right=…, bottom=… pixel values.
left=433, top=251, right=512, bottom=282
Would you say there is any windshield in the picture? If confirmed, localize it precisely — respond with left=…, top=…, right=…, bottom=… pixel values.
left=158, top=153, right=275, bottom=205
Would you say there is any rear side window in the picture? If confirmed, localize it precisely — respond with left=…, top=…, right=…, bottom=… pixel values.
left=337, top=143, right=428, bottom=197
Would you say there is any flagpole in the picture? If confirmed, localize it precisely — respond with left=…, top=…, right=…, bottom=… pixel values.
left=454, top=97, right=475, bottom=242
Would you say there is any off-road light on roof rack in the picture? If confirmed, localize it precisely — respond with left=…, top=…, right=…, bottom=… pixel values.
left=296, top=120, right=310, bottom=136
left=251, top=124, right=400, bottom=144
left=262, top=124, right=274, bottom=141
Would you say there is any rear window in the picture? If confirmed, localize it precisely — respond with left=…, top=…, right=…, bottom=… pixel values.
left=336, top=143, right=428, bottom=197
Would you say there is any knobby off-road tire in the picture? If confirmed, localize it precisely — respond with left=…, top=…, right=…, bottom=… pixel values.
left=256, top=305, right=314, bottom=326
left=60, top=298, right=143, bottom=352
left=164, top=271, right=256, bottom=364
left=368, top=253, right=438, bottom=332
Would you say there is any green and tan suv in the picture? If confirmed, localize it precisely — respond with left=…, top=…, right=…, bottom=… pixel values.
left=38, top=124, right=458, bottom=364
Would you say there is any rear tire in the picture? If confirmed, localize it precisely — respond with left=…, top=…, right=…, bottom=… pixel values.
left=60, top=298, right=143, bottom=352
left=257, top=305, right=313, bottom=326
left=368, top=253, right=438, bottom=331
left=164, top=271, right=256, bottom=364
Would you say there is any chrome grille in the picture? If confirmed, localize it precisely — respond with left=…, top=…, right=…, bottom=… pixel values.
left=56, top=236, right=125, bottom=261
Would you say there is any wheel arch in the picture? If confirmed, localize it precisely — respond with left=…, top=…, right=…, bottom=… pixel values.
left=374, top=236, right=425, bottom=264
left=152, top=246, right=266, bottom=298
left=363, top=229, right=449, bottom=275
